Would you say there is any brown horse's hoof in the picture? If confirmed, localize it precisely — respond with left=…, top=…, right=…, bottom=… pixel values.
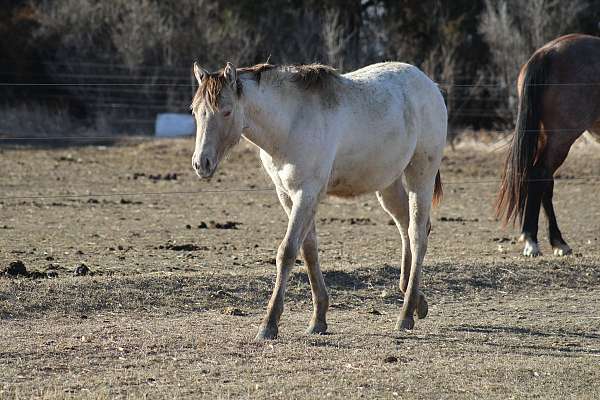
left=520, top=234, right=541, bottom=257
left=255, top=324, right=278, bottom=341
left=396, top=318, right=415, bottom=331
left=415, top=295, right=428, bottom=319
left=553, top=244, right=572, bottom=257
left=522, top=242, right=541, bottom=257
left=306, top=321, right=328, bottom=335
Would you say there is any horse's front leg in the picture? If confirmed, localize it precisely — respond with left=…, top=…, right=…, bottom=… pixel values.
left=256, top=189, right=320, bottom=341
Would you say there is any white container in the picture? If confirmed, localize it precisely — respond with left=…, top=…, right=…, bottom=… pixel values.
left=155, top=113, right=195, bottom=137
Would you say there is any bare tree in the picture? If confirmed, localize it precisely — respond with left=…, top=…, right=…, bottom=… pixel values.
left=480, top=0, right=587, bottom=124
left=322, top=9, right=357, bottom=70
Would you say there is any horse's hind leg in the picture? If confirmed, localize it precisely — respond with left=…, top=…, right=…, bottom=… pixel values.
left=396, top=162, right=437, bottom=330
left=301, top=222, right=329, bottom=334
left=541, top=133, right=580, bottom=256
left=520, top=124, right=579, bottom=257
left=519, top=167, right=546, bottom=257
left=542, top=176, right=572, bottom=256
left=376, top=179, right=427, bottom=320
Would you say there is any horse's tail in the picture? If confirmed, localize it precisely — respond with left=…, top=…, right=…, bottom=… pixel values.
left=432, top=170, right=443, bottom=208
left=495, top=52, right=549, bottom=225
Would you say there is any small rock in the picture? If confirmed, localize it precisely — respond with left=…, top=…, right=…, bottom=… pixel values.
left=4, top=260, right=27, bottom=276
left=222, top=306, right=246, bottom=316
left=73, top=264, right=90, bottom=276
left=383, top=355, right=398, bottom=363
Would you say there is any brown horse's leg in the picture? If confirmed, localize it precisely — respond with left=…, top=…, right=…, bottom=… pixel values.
left=541, top=177, right=571, bottom=255
left=520, top=166, right=546, bottom=257
left=540, top=132, right=581, bottom=256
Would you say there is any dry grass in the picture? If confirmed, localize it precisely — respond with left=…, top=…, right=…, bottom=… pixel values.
left=1, top=137, right=599, bottom=399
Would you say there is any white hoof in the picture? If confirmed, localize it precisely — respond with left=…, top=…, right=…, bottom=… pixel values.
left=553, top=244, right=572, bottom=257
left=521, top=236, right=541, bottom=257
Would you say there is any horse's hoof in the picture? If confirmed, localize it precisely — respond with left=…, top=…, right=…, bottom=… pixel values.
left=306, top=321, right=328, bottom=335
left=553, top=244, right=572, bottom=257
left=523, top=243, right=541, bottom=257
left=520, top=234, right=541, bottom=257
left=255, top=325, right=278, bottom=341
left=396, top=318, right=415, bottom=331
left=415, top=296, right=428, bottom=320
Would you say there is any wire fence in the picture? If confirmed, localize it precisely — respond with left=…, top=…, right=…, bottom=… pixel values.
left=0, top=176, right=598, bottom=203
left=1, top=67, right=599, bottom=206
left=4, top=66, right=598, bottom=140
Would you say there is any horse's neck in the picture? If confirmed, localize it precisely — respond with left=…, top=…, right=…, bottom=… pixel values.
left=240, top=82, right=293, bottom=157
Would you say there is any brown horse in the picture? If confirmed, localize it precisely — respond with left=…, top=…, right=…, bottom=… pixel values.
left=497, top=34, right=600, bottom=257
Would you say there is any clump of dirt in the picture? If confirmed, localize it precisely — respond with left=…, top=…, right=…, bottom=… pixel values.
left=319, top=217, right=375, bottom=225
left=73, top=264, right=90, bottom=276
left=222, top=306, right=246, bottom=316
left=130, top=172, right=178, bottom=181
left=3, top=260, right=27, bottom=276
left=159, top=243, right=208, bottom=251
left=149, top=173, right=178, bottom=181
left=56, top=154, right=82, bottom=163
left=438, top=216, right=479, bottom=222
left=120, top=198, right=143, bottom=205
left=194, top=221, right=241, bottom=230
left=2, top=261, right=52, bottom=279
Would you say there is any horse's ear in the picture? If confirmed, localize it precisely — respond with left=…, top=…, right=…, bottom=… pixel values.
left=193, top=62, right=208, bottom=84
left=223, top=62, right=237, bottom=86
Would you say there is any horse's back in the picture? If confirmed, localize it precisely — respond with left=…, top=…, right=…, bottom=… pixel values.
left=341, top=62, right=446, bottom=134
left=325, top=62, right=446, bottom=197
left=526, top=34, right=600, bottom=131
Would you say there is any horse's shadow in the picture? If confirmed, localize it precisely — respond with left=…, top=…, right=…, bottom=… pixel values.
left=452, top=324, right=600, bottom=340
left=402, top=324, right=600, bottom=358
left=290, top=264, right=402, bottom=291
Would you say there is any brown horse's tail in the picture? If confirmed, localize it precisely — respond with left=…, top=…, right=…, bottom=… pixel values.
left=432, top=170, right=443, bottom=208
left=495, top=52, right=549, bottom=225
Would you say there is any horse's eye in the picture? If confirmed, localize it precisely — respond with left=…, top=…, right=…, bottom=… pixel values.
left=223, top=110, right=231, bottom=117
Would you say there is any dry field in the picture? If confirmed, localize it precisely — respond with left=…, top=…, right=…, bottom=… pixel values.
left=1, top=136, right=599, bottom=399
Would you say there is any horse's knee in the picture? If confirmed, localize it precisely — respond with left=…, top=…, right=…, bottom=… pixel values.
left=277, top=241, right=300, bottom=267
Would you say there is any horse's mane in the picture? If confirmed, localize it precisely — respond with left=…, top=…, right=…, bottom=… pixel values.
left=191, top=63, right=340, bottom=111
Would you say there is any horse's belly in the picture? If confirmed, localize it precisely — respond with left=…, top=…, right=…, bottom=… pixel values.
left=326, top=153, right=409, bottom=197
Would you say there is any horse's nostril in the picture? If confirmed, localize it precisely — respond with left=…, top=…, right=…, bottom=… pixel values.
left=202, top=156, right=211, bottom=172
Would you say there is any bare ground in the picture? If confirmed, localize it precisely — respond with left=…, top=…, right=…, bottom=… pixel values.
left=1, top=136, right=599, bottom=399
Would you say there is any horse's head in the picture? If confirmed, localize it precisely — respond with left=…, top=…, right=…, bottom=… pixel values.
left=191, top=62, right=243, bottom=179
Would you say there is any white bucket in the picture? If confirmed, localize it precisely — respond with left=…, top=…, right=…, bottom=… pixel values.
left=155, top=113, right=195, bottom=137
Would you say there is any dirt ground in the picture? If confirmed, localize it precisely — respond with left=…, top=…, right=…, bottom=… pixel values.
left=1, top=136, right=599, bottom=399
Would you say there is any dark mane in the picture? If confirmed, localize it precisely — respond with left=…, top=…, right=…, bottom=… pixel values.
left=191, top=62, right=340, bottom=111
left=282, top=63, right=339, bottom=90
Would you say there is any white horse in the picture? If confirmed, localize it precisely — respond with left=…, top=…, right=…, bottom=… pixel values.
left=191, top=61, right=447, bottom=340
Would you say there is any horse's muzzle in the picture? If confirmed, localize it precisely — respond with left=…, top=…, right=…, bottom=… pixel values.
left=192, top=153, right=217, bottom=179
